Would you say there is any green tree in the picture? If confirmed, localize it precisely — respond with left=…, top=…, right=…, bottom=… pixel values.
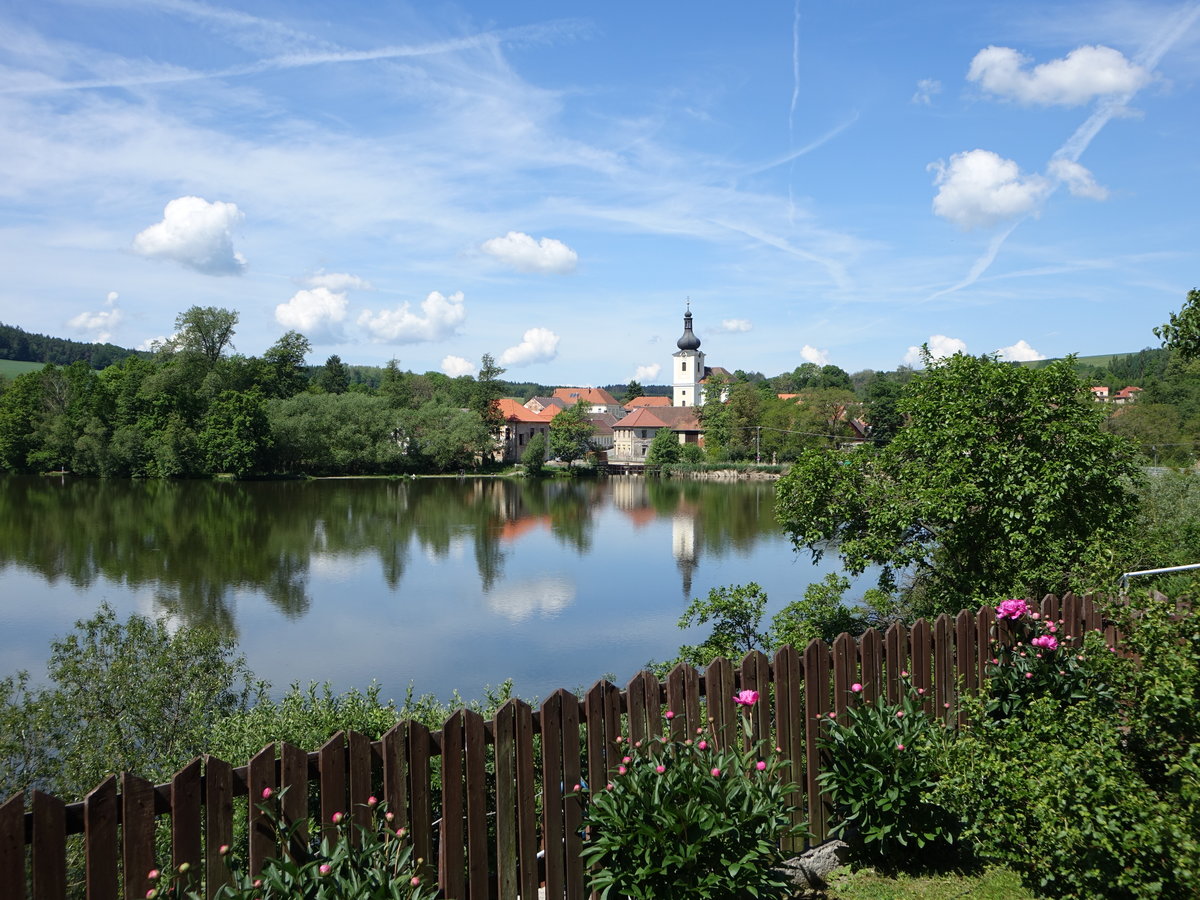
left=471, top=354, right=506, bottom=439
left=624, top=380, right=644, bottom=402
left=1154, top=287, right=1200, bottom=360
left=201, top=387, right=273, bottom=476
left=0, top=604, right=256, bottom=800
left=864, top=377, right=904, bottom=446
left=521, top=430, right=547, bottom=476
left=549, top=401, right=594, bottom=466
left=260, top=330, right=312, bottom=399
left=645, top=426, right=681, bottom=467
left=776, top=353, right=1142, bottom=614
left=170, top=305, right=239, bottom=365
left=316, top=354, right=351, bottom=395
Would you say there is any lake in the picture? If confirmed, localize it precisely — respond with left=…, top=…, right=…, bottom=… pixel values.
left=0, top=475, right=864, bottom=703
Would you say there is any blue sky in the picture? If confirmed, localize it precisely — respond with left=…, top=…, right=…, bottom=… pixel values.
left=1, top=0, right=1198, bottom=385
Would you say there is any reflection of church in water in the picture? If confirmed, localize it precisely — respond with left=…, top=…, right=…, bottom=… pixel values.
left=611, top=478, right=699, bottom=599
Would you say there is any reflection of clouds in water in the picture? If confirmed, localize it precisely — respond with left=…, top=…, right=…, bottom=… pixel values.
left=486, top=576, right=574, bottom=622
left=310, top=552, right=372, bottom=578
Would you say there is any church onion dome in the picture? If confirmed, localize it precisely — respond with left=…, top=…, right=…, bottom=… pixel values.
left=677, top=310, right=701, bottom=351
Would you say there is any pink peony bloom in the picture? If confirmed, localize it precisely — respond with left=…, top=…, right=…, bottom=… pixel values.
left=897, top=744, right=905, bottom=751
left=396, top=827, right=406, bottom=837
left=386, top=811, right=395, bottom=822
left=319, top=864, right=332, bottom=876
left=367, top=796, right=377, bottom=807
left=711, top=767, right=721, bottom=777
left=1032, top=634, right=1058, bottom=650
left=1025, top=672, right=1034, bottom=679
left=573, top=784, right=581, bottom=792
left=656, top=765, right=666, bottom=774
left=218, top=844, right=229, bottom=856
left=698, top=740, right=708, bottom=749
left=332, top=812, right=343, bottom=824
left=148, top=870, right=160, bottom=881
left=618, top=765, right=627, bottom=775
left=900, top=670, right=909, bottom=677
left=996, top=598, right=1030, bottom=620
left=622, top=756, right=631, bottom=764
left=896, top=710, right=904, bottom=718
left=411, top=877, right=421, bottom=887
left=733, top=689, right=759, bottom=706
left=665, top=710, right=675, bottom=720
left=756, top=761, right=767, bottom=771
left=851, top=683, right=863, bottom=693
left=261, top=787, right=273, bottom=800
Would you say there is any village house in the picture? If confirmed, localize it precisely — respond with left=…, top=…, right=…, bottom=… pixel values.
left=550, top=387, right=624, bottom=417
left=609, top=406, right=704, bottom=463
left=493, top=398, right=556, bottom=462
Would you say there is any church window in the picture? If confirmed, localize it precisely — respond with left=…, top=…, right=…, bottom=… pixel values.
left=681, top=361, right=687, bottom=372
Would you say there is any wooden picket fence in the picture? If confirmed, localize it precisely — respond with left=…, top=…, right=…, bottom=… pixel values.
left=1, top=593, right=1118, bottom=900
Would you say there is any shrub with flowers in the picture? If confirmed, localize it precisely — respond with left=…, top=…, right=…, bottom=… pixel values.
left=817, top=677, right=957, bottom=865
left=578, top=690, right=804, bottom=900
left=985, top=598, right=1113, bottom=720
left=145, top=788, right=437, bottom=900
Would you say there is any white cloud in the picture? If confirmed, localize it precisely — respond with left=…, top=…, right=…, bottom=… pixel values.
left=305, top=271, right=372, bottom=291
left=634, top=363, right=662, bottom=382
left=1047, top=158, right=1109, bottom=200
left=132, top=196, right=247, bottom=275
left=995, top=339, right=1046, bottom=362
left=499, top=327, right=560, bottom=367
left=480, top=231, right=579, bottom=274
left=138, top=335, right=172, bottom=352
left=718, top=318, right=752, bottom=333
left=968, top=45, right=1151, bottom=107
left=357, top=290, right=467, bottom=343
left=904, top=334, right=968, bottom=366
left=912, top=78, right=942, bottom=105
left=67, top=292, right=122, bottom=342
left=275, top=286, right=349, bottom=339
left=485, top=576, right=574, bottom=621
left=799, top=345, right=830, bottom=365
left=929, top=149, right=1049, bottom=229
left=441, top=355, right=476, bottom=378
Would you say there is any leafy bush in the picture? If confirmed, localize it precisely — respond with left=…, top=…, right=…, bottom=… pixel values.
left=817, top=678, right=956, bottom=865
left=934, top=696, right=1199, bottom=899
left=579, top=692, right=803, bottom=900
left=147, top=790, right=437, bottom=899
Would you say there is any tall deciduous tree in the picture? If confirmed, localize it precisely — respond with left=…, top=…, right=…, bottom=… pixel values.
left=261, top=330, right=312, bottom=398
left=776, top=353, right=1141, bottom=614
left=171, top=305, right=239, bottom=365
left=549, top=401, right=594, bottom=466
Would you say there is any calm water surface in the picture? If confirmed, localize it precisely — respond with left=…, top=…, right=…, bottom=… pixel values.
left=0, top=475, right=861, bottom=702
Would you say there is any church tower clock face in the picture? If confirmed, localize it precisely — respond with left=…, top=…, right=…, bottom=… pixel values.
left=673, top=303, right=705, bottom=407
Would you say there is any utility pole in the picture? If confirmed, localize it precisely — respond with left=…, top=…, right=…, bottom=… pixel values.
left=756, top=426, right=761, bottom=463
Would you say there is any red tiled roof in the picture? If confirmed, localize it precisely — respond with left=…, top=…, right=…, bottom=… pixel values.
left=496, top=398, right=555, bottom=423
left=625, top=396, right=671, bottom=408
left=552, top=387, right=620, bottom=406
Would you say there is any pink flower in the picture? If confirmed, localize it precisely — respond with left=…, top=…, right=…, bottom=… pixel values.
left=622, top=756, right=631, bottom=764
left=319, top=864, right=332, bottom=876
left=614, top=735, right=623, bottom=743
left=896, top=710, right=904, bottom=718
left=900, top=670, right=909, bottom=677
left=684, top=739, right=693, bottom=746
left=1031, top=634, right=1058, bottom=651
left=617, top=765, right=627, bottom=775
left=146, top=890, right=156, bottom=899
left=573, top=784, right=581, bottom=792
left=756, top=761, right=767, bottom=771
left=411, top=876, right=421, bottom=887
left=996, top=598, right=1030, bottom=620
left=396, top=827, right=406, bottom=837
left=827, top=711, right=836, bottom=719
left=665, top=710, right=675, bottom=720
left=1025, top=672, right=1034, bottom=679
left=896, top=744, right=905, bottom=751
left=218, top=844, right=229, bottom=856
left=916, top=687, right=926, bottom=696
left=1048, top=624, right=1057, bottom=633
left=261, top=787, right=273, bottom=800
left=943, top=702, right=951, bottom=709
left=332, top=812, right=343, bottom=824
left=711, top=767, right=721, bottom=777
left=698, top=740, right=708, bottom=749
left=606, top=783, right=614, bottom=790
left=385, top=811, right=395, bottom=822
left=367, top=796, right=378, bottom=807
left=851, top=683, right=862, bottom=693
left=1031, top=612, right=1040, bottom=620
left=656, top=765, right=666, bottom=774
left=147, top=870, right=160, bottom=881
left=733, top=690, right=759, bottom=706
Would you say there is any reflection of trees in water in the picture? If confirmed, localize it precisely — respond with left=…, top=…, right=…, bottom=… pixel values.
left=0, top=475, right=778, bottom=634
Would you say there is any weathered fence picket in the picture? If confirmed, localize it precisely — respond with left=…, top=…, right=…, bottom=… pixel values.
left=1, top=594, right=1121, bottom=900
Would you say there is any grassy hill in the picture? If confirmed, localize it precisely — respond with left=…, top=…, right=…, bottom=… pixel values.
left=0, top=359, right=45, bottom=379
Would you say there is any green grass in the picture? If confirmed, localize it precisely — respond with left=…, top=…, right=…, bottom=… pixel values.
left=0, top=359, right=44, bottom=379
left=825, top=866, right=1034, bottom=900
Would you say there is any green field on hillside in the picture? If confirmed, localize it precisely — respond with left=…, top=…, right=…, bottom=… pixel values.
left=0, top=359, right=45, bottom=379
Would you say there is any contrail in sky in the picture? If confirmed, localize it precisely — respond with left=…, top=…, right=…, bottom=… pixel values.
left=929, top=1, right=1200, bottom=301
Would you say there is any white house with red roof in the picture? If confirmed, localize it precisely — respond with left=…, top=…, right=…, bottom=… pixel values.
left=493, top=398, right=557, bottom=462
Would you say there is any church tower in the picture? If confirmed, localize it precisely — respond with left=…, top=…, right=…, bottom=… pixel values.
left=672, top=303, right=705, bottom=407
